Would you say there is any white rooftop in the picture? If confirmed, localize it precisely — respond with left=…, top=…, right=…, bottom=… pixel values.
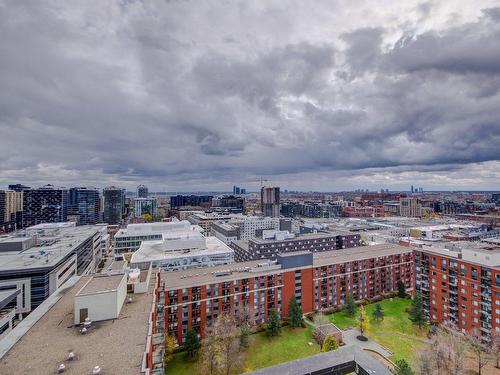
left=114, top=220, right=202, bottom=237
left=130, top=236, right=233, bottom=264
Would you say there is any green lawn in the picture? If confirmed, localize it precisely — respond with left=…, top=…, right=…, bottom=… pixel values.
left=166, top=326, right=320, bottom=374
left=243, top=326, right=320, bottom=372
left=166, top=352, right=197, bottom=375
left=330, top=297, right=429, bottom=364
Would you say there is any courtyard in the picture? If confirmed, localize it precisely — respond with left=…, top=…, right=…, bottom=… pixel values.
left=329, top=297, right=429, bottom=364
left=166, top=297, right=426, bottom=374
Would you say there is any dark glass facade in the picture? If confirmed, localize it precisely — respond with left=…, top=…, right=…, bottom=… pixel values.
left=103, top=187, right=125, bottom=224
left=68, top=187, right=100, bottom=225
left=170, top=195, right=213, bottom=208
left=22, top=186, right=68, bottom=227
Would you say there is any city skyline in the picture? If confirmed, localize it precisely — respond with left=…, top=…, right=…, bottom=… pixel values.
left=1, top=1, right=500, bottom=191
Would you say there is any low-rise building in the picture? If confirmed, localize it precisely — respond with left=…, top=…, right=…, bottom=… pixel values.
left=187, top=212, right=233, bottom=233
left=130, top=233, right=234, bottom=272
left=232, top=231, right=361, bottom=262
left=113, top=220, right=202, bottom=256
left=211, top=216, right=281, bottom=245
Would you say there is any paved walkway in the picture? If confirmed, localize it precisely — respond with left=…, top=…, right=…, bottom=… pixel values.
left=342, top=328, right=393, bottom=358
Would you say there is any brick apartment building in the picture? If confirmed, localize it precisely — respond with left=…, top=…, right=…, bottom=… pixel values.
left=414, top=242, right=500, bottom=343
left=155, top=244, right=414, bottom=344
left=232, top=232, right=361, bottom=262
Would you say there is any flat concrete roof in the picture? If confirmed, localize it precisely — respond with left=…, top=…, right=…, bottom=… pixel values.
left=76, top=274, right=126, bottom=296
left=0, top=226, right=100, bottom=273
left=0, top=272, right=156, bottom=375
left=161, top=243, right=411, bottom=290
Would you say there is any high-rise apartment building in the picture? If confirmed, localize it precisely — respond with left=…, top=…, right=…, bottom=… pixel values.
left=103, top=186, right=125, bottom=224
left=68, top=187, right=100, bottom=225
left=0, top=191, right=5, bottom=227
left=414, top=242, right=499, bottom=343
left=3, top=190, right=23, bottom=231
left=0, top=190, right=23, bottom=233
left=134, top=197, right=157, bottom=217
left=156, top=244, right=413, bottom=344
left=261, top=186, right=280, bottom=217
left=137, top=184, right=148, bottom=198
left=22, top=185, right=69, bottom=227
left=400, top=197, right=422, bottom=217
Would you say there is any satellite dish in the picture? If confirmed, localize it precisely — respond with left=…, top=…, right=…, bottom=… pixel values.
left=92, top=366, right=101, bottom=375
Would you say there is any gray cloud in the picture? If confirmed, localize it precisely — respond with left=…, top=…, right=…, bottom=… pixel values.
left=0, top=0, right=499, bottom=191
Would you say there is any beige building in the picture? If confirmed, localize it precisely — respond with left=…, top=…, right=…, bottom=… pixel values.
left=4, top=191, right=22, bottom=223
left=399, top=197, right=422, bottom=217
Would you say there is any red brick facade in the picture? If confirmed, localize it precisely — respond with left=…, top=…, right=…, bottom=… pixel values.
left=159, top=249, right=414, bottom=344
left=415, top=249, right=499, bottom=343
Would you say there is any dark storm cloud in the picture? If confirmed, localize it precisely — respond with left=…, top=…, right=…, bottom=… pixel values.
left=0, top=0, right=499, bottom=190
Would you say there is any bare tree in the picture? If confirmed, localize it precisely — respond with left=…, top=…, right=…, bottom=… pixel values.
left=491, top=331, right=500, bottom=369
left=417, top=328, right=468, bottom=375
left=199, top=312, right=242, bottom=375
left=468, top=333, right=490, bottom=375
left=417, top=347, right=436, bottom=375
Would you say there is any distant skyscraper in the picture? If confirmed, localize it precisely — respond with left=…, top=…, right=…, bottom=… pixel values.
left=23, top=185, right=69, bottom=227
left=134, top=198, right=157, bottom=217
left=411, top=185, right=414, bottom=193
left=137, top=184, right=148, bottom=198
left=103, top=186, right=125, bottom=224
left=3, top=190, right=23, bottom=231
left=241, top=188, right=246, bottom=194
left=68, top=187, right=100, bottom=225
left=0, top=191, right=5, bottom=227
left=8, top=184, right=30, bottom=192
left=170, top=195, right=213, bottom=208
left=261, top=186, right=280, bottom=217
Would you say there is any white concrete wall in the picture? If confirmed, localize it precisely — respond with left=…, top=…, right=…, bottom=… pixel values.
left=74, top=274, right=127, bottom=324
left=115, top=275, right=127, bottom=317
left=74, top=291, right=118, bottom=325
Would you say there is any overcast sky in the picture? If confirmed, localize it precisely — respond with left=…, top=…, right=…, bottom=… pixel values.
left=1, top=1, right=499, bottom=192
